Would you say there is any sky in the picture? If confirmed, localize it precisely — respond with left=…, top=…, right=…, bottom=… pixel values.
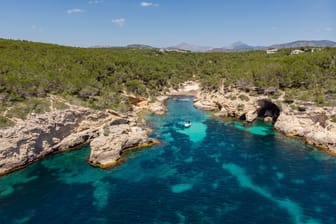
left=0, top=0, right=335, bottom=47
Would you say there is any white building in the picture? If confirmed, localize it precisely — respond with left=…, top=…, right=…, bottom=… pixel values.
left=266, top=48, right=278, bottom=54
left=290, top=49, right=304, bottom=55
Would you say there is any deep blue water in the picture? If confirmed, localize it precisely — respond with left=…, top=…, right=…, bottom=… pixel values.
left=1, top=97, right=336, bottom=224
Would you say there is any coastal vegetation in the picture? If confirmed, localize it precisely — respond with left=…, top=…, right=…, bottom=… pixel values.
left=0, top=38, right=335, bottom=123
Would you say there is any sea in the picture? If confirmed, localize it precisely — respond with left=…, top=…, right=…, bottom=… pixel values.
left=1, top=96, right=335, bottom=224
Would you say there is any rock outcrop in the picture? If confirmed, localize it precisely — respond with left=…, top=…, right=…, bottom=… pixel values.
left=194, top=90, right=268, bottom=121
left=194, top=87, right=336, bottom=154
left=2, top=81, right=336, bottom=176
left=167, top=81, right=200, bottom=96
left=0, top=107, right=106, bottom=175
left=193, top=100, right=219, bottom=111
left=147, top=96, right=169, bottom=115
left=275, top=109, right=336, bottom=153
left=0, top=103, right=158, bottom=176
left=89, top=124, right=158, bottom=168
left=133, top=81, right=201, bottom=116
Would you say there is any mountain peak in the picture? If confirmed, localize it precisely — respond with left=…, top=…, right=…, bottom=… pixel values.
left=168, top=42, right=212, bottom=52
left=226, top=41, right=251, bottom=50
left=166, top=39, right=336, bottom=53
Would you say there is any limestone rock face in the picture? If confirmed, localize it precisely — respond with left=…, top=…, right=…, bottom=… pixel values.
left=264, top=116, right=273, bottom=123
left=0, top=101, right=158, bottom=176
left=214, top=108, right=229, bottom=118
left=246, top=110, right=258, bottom=122
left=194, top=87, right=336, bottom=154
left=274, top=114, right=304, bottom=136
left=0, top=107, right=109, bottom=175
left=147, top=96, right=168, bottom=115
left=274, top=111, right=336, bottom=152
left=193, top=100, right=219, bottom=111
left=167, top=81, right=200, bottom=96
left=89, top=125, right=156, bottom=168
left=305, top=126, right=336, bottom=151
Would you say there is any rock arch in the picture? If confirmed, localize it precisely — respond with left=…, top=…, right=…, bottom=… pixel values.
left=256, top=99, right=281, bottom=123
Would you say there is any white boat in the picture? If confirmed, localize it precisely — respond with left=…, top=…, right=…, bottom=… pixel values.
left=184, top=121, right=191, bottom=128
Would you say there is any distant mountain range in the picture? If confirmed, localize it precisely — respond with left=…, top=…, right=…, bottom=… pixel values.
left=269, top=40, right=336, bottom=49
left=168, top=40, right=336, bottom=52
left=95, top=40, right=336, bottom=52
left=126, top=44, right=153, bottom=49
left=166, top=42, right=212, bottom=52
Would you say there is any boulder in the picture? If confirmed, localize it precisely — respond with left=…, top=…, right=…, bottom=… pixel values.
left=147, top=96, right=168, bottom=115
left=148, top=102, right=167, bottom=115
left=264, top=116, right=273, bottom=123
left=246, top=110, right=258, bottom=122
left=214, top=108, right=229, bottom=118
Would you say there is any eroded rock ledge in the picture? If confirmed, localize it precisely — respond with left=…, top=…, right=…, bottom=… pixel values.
left=2, top=81, right=336, bottom=176
left=194, top=88, right=336, bottom=154
left=89, top=123, right=159, bottom=168
left=131, top=81, right=336, bottom=155
left=0, top=103, right=157, bottom=176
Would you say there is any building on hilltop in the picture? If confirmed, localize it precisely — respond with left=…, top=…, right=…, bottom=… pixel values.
left=290, top=49, right=305, bottom=55
left=266, top=48, right=278, bottom=54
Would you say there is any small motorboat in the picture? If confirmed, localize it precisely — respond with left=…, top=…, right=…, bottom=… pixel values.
left=184, top=121, right=191, bottom=128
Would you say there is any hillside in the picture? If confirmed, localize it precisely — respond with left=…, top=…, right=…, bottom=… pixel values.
left=210, top=40, right=336, bottom=52
left=270, top=40, right=336, bottom=49
left=0, top=38, right=336, bottom=126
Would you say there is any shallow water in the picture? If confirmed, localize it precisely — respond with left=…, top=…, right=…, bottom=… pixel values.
left=1, top=97, right=336, bottom=224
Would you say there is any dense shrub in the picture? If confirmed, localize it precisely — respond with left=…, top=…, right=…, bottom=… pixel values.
left=0, top=38, right=335, bottom=114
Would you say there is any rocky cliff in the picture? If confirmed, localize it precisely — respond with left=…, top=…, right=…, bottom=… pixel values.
left=0, top=102, right=157, bottom=176
left=2, top=82, right=336, bottom=176
left=194, top=88, right=336, bottom=154
left=275, top=108, right=336, bottom=153
left=89, top=124, right=158, bottom=168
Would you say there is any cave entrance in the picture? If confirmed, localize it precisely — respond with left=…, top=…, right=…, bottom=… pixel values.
left=257, top=99, right=281, bottom=123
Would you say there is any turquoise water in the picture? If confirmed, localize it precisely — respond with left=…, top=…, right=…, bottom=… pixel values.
left=1, top=96, right=336, bottom=224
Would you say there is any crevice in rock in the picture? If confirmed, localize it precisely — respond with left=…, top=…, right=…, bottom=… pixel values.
left=239, top=114, right=246, bottom=120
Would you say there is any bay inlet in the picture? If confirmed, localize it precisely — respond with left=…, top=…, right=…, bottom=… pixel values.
left=1, top=97, right=335, bottom=224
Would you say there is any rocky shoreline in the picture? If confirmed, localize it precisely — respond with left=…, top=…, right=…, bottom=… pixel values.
left=139, top=81, right=336, bottom=154
left=0, top=100, right=158, bottom=176
left=1, top=81, right=335, bottom=176
left=193, top=86, right=336, bottom=154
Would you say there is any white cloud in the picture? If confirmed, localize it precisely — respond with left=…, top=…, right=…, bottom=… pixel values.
left=31, top=25, right=42, bottom=32
left=88, top=0, right=104, bottom=4
left=112, top=18, right=125, bottom=27
left=325, top=27, right=333, bottom=32
left=66, top=9, right=85, bottom=14
left=140, top=2, right=159, bottom=7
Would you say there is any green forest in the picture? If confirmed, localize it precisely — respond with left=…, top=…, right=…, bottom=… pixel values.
left=0, top=38, right=336, bottom=124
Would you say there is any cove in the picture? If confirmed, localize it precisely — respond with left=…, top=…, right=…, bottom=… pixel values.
left=1, top=96, right=336, bottom=224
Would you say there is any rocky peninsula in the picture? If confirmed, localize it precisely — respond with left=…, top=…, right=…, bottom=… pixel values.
left=193, top=85, right=336, bottom=154
left=0, top=96, right=158, bottom=176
